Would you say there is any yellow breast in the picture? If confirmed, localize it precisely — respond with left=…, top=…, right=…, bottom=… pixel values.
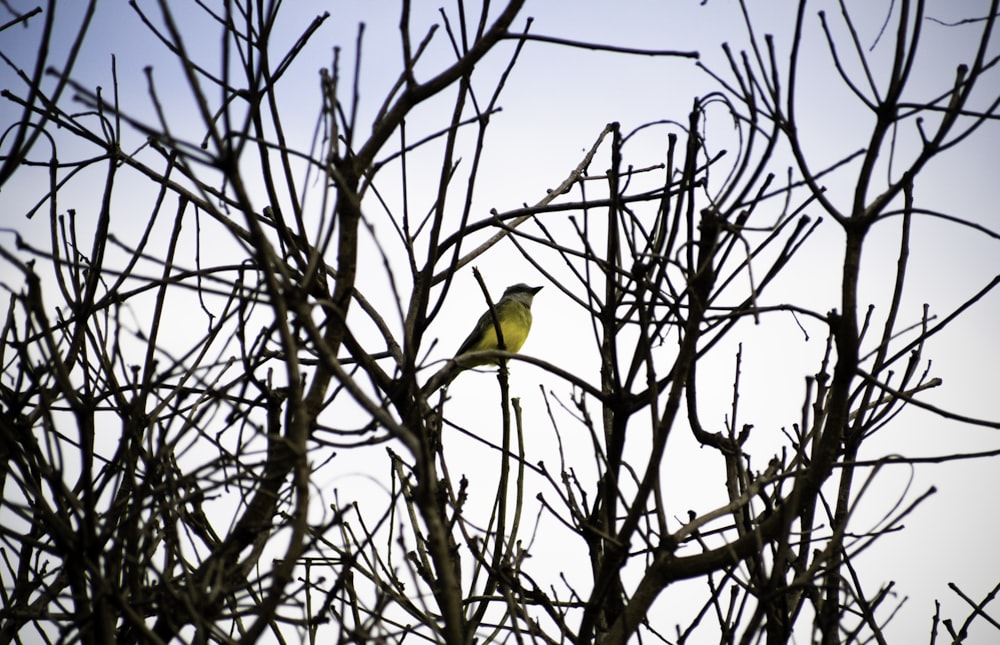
left=470, top=301, right=533, bottom=354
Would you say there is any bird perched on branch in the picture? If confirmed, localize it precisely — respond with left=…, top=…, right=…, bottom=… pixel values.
left=454, top=283, right=543, bottom=369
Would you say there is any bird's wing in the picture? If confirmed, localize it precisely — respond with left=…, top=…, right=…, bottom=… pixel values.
left=455, top=310, right=492, bottom=356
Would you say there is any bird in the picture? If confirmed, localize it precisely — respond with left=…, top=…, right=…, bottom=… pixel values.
left=453, top=283, right=543, bottom=369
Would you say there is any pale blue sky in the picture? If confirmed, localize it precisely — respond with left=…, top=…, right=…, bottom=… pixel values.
left=2, top=1, right=998, bottom=642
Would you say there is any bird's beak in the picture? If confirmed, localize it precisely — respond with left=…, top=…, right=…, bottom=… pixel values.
left=531, top=286, right=543, bottom=294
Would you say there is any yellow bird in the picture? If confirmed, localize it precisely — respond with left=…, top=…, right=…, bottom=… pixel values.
left=454, top=283, right=543, bottom=368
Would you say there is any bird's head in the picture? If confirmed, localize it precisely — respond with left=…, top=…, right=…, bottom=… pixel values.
left=502, top=283, right=543, bottom=306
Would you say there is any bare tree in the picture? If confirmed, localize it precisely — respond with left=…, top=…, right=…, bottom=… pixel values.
left=1, top=1, right=998, bottom=644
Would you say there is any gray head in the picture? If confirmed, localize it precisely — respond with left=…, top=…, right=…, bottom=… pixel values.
left=501, top=283, right=543, bottom=307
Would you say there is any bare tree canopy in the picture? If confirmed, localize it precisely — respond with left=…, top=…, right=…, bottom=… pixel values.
left=1, top=1, right=999, bottom=643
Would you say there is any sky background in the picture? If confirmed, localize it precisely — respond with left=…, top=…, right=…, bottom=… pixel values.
left=2, top=0, right=999, bottom=642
